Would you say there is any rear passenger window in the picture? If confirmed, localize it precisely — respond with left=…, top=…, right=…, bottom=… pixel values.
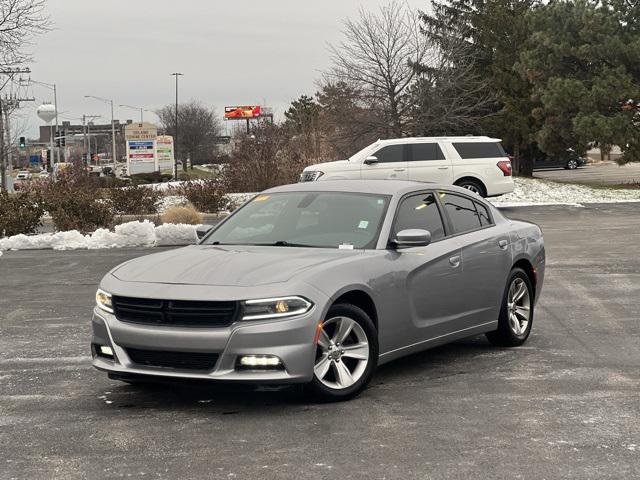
left=373, top=145, right=405, bottom=163
left=394, top=193, right=445, bottom=241
left=475, top=202, right=492, bottom=226
left=453, top=142, right=507, bottom=159
left=409, top=143, right=444, bottom=161
left=440, top=192, right=482, bottom=233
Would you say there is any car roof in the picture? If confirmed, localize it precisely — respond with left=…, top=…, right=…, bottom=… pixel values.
left=264, top=179, right=454, bottom=196
left=372, top=136, right=501, bottom=145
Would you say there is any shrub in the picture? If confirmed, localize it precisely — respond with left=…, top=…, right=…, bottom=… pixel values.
left=0, top=190, right=44, bottom=237
left=161, top=203, right=203, bottom=225
left=129, top=172, right=173, bottom=185
left=106, top=185, right=161, bottom=215
left=167, top=178, right=228, bottom=213
left=39, top=174, right=114, bottom=233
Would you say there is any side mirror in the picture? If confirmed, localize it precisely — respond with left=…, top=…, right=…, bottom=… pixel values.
left=364, top=156, right=379, bottom=165
left=393, top=229, right=431, bottom=248
left=196, top=225, right=213, bottom=241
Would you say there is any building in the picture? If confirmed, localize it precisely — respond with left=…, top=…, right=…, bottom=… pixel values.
left=38, top=119, right=134, bottom=161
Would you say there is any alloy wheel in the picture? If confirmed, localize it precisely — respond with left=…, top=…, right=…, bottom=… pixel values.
left=507, top=278, right=531, bottom=335
left=462, top=184, right=481, bottom=194
left=568, top=159, right=578, bottom=169
left=314, top=316, right=370, bottom=389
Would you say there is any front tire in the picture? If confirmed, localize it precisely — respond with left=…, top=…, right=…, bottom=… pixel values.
left=304, top=304, right=378, bottom=402
left=486, top=268, right=534, bottom=347
left=565, top=159, right=578, bottom=170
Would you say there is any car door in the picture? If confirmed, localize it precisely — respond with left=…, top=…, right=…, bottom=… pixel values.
left=407, top=142, right=453, bottom=184
left=438, top=191, right=512, bottom=328
left=360, top=144, right=408, bottom=180
left=385, top=192, right=464, bottom=348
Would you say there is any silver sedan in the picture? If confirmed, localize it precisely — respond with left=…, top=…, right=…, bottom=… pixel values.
left=92, top=180, right=545, bottom=401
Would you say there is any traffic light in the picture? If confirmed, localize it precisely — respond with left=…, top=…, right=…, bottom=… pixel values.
left=19, top=136, right=26, bottom=148
left=61, top=130, right=66, bottom=147
left=55, top=130, right=61, bottom=148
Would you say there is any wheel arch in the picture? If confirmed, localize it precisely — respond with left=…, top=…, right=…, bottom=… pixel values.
left=453, top=176, right=488, bottom=196
left=331, top=289, right=379, bottom=331
left=512, top=258, right=537, bottom=297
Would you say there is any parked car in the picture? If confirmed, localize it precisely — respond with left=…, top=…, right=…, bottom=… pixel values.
left=301, top=137, right=514, bottom=197
left=533, top=149, right=587, bottom=170
left=92, top=180, right=545, bottom=401
left=15, top=170, right=32, bottom=181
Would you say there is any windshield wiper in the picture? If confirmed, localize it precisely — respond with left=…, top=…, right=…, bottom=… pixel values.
left=255, top=241, right=315, bottom=247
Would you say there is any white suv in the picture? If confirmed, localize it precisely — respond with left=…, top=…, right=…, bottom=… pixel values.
left=300, top=136, right=514, bottom=197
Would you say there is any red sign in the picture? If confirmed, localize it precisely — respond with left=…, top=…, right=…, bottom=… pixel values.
left=224, top=105, right=261, bottom=119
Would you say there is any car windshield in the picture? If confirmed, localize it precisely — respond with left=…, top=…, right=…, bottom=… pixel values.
left=203, top=191, right=390, bottom=249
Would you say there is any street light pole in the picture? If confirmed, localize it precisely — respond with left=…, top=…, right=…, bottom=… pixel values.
left=85, top=95, right=117, bottom=164
left=119, top=104, right=144, bottom=123
left=171, top=72, right=183, bottom=178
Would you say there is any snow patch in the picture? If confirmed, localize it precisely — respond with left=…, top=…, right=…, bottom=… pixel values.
left=0, top=220, right=197, bottom=252
left=155, top=223, right=198, bottom=246
left=490, top=177, right=640, bottom=207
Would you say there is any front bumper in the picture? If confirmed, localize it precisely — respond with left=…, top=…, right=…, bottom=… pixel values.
left=91, top=303, right=323, bottom=384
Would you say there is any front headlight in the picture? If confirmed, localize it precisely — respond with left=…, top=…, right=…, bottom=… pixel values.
left=95, top=289, right=113, bottom=313
left=300, top=171, right=324, bottom=182
left=242, top=296, right=313, bottom=320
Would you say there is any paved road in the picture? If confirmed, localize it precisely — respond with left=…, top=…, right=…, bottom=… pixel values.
left=1, top=204, right=639, bottom=479
left=534, top=161, right=640, bottom=185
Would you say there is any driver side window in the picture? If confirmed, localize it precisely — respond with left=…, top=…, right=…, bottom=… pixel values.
left=393, top=192, right=446, bottom=241
left=372, top=145, right=405, bottom=163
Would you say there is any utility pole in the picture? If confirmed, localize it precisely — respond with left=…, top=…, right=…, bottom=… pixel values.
left=171, top=72, right=183, bottom=177
left=0, top=67, right=31, bottom=191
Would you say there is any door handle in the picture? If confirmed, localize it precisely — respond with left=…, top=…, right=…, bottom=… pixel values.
left=498, top=239, right=509, bottom=250
left=449, top=255, right=461, bottom=268
left=393, top=168, right=406, bottom=172
left=437, top=166, right=449, bottom=170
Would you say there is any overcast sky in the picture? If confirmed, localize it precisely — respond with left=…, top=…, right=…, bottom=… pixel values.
left=14, top=0, right=425, bottom=137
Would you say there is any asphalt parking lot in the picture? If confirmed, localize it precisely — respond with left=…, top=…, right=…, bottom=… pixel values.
left=1, top=203, right=639, bottom=480
left=534, top=161, right=640, bottom=185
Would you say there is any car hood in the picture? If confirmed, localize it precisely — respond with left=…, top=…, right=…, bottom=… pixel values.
left=304, top=159, right=350, bottom=171
left=110, top=245, right=364, bottom=286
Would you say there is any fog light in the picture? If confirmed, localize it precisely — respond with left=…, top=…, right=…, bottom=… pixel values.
left=99, top=345, right=114, bottom=358
left=237, top=355, right=283, bottom=370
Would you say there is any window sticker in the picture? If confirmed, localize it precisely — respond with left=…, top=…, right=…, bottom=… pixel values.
left=254, top=195, right=270, bottom=202
left=339, top=243, right=354, bottom=250
left=358, top=220, right=369, bottom=229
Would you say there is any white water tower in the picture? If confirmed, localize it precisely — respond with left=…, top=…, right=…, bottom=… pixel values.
left=37, top=103, right=57, bottom=167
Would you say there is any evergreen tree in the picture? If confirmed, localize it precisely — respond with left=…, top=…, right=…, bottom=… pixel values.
left=519, top=0, right=640, bottom=163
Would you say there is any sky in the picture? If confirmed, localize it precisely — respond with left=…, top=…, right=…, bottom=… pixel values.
left=12, top=0, right=426, bottom=138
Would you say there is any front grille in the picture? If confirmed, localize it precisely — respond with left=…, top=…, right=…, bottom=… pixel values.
left=112, top=296, right=239, bottom=328
left=126, top=348, right=219, bottom=371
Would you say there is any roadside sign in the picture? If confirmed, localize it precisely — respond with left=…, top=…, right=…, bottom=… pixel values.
left=156, top=135, right=174, bottom=171
left=124, top=122, right=158, bottom=174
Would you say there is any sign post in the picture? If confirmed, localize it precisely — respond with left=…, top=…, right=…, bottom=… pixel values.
left=124, top=122, right=158, bottom=175
left=156, top=135, right=175, bottom=172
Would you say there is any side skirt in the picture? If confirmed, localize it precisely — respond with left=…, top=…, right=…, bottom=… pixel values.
left=377, top=321, right=497, bottom=366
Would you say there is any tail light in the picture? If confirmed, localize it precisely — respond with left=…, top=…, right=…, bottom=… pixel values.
left=497, top=161, right=512, bottom=176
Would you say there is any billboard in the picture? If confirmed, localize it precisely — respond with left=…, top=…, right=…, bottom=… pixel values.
left=224, top=105, right=261, bottom=119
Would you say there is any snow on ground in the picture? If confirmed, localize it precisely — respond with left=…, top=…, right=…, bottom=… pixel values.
left=490, top=177, right=640, bottom=208
left=156, top=192, right=255, bottom=213
left=0, top=220, right=198, bottom=252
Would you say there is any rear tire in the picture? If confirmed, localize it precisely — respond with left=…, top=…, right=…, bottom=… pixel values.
left=486, top=268, right=534, bottom=347
left=455, top=179, right=486, bottom=197
left=304, top=303, right=378, bottom=402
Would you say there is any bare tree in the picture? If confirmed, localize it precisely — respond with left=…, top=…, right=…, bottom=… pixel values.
left=0, top=0, right=50, bottom=69
left=325, top=1, right=431, bottom=138
left=156, top=100, right=222, bottom=170
left=408, top=30, right=495, bottom=136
